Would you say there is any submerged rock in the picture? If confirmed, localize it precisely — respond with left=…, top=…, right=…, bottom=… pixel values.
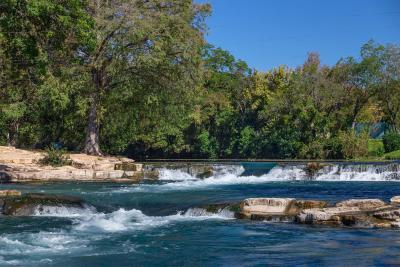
left=1, top=193, right=86, bottom=216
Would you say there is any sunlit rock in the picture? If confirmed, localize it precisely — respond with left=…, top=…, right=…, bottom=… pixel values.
left=335, top=199, right=387, bottom=210
left=0, top=190, right=21, bottom=197
left=390, top=196, right=400, bottom=205
left=373, top=209, right=400, bottom=221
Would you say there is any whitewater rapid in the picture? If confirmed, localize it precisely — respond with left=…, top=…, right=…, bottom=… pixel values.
left=0, top=203, right=233, bottom=265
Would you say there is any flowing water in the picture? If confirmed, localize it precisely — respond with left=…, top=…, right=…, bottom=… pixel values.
left=1, top=163, right=400, bottom=266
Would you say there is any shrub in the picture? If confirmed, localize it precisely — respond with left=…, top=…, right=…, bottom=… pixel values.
left=324, top=137, right=343, bottom=159
left=384, top=150, right=400, bottom=160
left=39, top=146, right=71, bottom=167
left=367, top=139, right=385, bottom=157
left=299, top=140, right=325, bottom=159
left=338, top=130, right=369, bottom=159
left=382, top=132, right=400, bottom=153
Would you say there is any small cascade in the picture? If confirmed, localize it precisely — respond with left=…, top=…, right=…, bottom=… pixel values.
left=136, top=162, right=400, bottom=191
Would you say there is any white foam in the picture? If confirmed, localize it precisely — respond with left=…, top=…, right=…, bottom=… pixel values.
left=33, top=205, right=97, bottom=218
left=0, top=231, right=87, bottom=255
left=74, top=207, right=232, bottom=233
left=114, top=163, right=400, bottom=193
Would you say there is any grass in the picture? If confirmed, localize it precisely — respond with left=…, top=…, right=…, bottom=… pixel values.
left=384, top=150, right=400, bottom=160
left=367, top=139, right=385, bottom=157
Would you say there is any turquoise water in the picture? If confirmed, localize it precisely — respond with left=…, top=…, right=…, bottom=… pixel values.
left=1, top=165, right=400, bottom=266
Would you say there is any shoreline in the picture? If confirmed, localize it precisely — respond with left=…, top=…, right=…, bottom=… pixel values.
left=0, top=146, right=151, bottom=183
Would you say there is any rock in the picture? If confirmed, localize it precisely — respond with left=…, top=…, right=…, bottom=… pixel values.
left=0, top=190, right=21, bottom=197
left=373, top=209, right=400, bottom=221
left=240, top=198, right=296, bottom=218
left=297, top=204, right=395, bottom=228
left=114, top=163, right=143, bottom=172
left=202, top=203, right=240, bottom=214
left=335, top=199, right=387, bottom=210
left=144, top=170, right=160, bottom=180
left=1, top=193, right=86, bottom=216
left=297, top=206, right=361, bottom=224
left=391, top=221, right=400, bottom=228
left=196, top=166, right=214, bottom=179
left=390, top=196, right=400, bottom=205
left=238, top=198, right=328, bottom=221
left=294, top=200, right=328, bottom=210
left=304, top=162, right=326, bottom=177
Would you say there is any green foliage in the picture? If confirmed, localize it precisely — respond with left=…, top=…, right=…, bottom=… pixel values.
left=367, top=139, right=385, bottom=157
left=384, top=150, right=400, bottom=160
left=338, top=131, right=369, bottom=159
left=382, top=132, right=400, bottom=153
left=39, top=146, right=71, bottom=167
left=0, top=1, right=399, bottom=161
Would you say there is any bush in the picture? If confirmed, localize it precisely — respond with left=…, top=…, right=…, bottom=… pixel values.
left=384, top=150, right=400, bottom=160
left=39, top=146, right=71, bottom=167
left=324, top=137, right=343, bottom=159
left=338, top=130, right=369, bottom=159
left=367, top=139, right=385, bottom=157
left=382, top=132, right=400, bottom=153
left=299, top=140, right=325, bottom=159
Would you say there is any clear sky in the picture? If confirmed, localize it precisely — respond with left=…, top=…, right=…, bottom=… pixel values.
left=197, top=0, right=400, bottom=71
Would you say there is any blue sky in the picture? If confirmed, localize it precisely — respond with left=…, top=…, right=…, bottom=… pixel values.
left=197, top=0, right=400, bottom=71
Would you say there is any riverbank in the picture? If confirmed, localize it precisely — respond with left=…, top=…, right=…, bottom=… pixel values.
left=0, top=146, right=149, bottom=183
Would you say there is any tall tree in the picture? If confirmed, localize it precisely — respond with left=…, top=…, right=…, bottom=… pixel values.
left=0, top=0, right=93, bottom=146
left=79, top=0, right=210, bottom=155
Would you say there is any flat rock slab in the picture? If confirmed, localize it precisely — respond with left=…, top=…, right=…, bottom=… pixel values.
left=239, top=198, right=327, bottom=220
left=336, top=199, right=387, bottom=210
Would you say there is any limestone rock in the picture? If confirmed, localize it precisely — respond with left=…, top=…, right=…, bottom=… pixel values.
left=114, top=163, right=143, bottom=172
left=373, top=209, right=400, bottom=221
left=240, top=198, right=296, bottom=217
left=294, top=200, right=328, bottom=210
left=0, top=190, right=21, bottom=197
left=390, top=196, right=400, bottom=205
left=335, top=199, right=387, bottom=210
left=297, top=206, right=361, bottom=224
left=391, top=221, right=400, bottom=228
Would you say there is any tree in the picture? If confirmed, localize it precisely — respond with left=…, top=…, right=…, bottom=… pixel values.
left=77, top=0, right=210, bottom=155
left=0, top=0, right=93, bottom=146
left=377, top=44, right=400, bottom=131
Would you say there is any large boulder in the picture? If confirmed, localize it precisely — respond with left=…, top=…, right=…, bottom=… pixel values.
left=1, top=193, right=86, bottom=216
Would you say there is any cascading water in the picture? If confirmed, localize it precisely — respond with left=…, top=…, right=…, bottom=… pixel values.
left=145, top=162, right=400, bottom=187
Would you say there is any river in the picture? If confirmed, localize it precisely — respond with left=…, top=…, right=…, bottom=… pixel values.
left=1, top=163, right=400, bottom=266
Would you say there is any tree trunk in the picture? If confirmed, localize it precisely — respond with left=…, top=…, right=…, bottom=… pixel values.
left=7, top=121, right=18, bottom=147
left=84, top=69, right=102, bottom=156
